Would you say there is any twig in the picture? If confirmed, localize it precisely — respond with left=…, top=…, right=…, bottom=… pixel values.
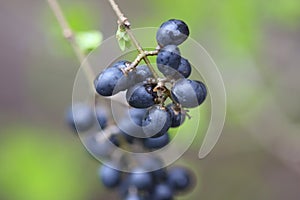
left=124, top=50, right=159, bottom=72
left=48, top=0, right=131, bottom=107
left=108, top=0, right=159, bottom=79
left=47, top=0, right=95, bottom=85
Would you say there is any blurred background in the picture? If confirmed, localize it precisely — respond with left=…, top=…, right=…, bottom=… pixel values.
left=1, top=0, right=300, bottom=199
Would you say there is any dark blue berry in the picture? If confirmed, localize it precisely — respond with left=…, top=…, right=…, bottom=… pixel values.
left=129, top=169, right=153, bottom=190
left=96, top=107, right=108, bottom=129
left=152, top=184, right=174, bottom=200
left=65, top=103, right=94, bottom=132
left=126, top=83, right=157, bottom=108
left=118, top=107, right=152, bottom=139
left=156, top=19, right=189, bottom=47
left=94, top=60, right=129, bottom=96
left=157, top=45, right=181, bottom=76
left=119, top=65, right=153, bottom=90
left=166, top=104, right=186, bottom=127
left=167, top=167, right=191, bottom=191
left=143, top=132, right=170, bottom=149
left=131, top=65, right=154, bottom=84
left=99, top=164, right=121, bottom=188
left=152, top=168, right=168, bottom=183
left=108, top=134, right=120, bottom=146
left=94, top=67, right=121, bottom=96
left=118, top=177, right=131, bottom=197
left=177, top=57, right=191, bottom=78
left=115, top=108, right=149, bottom=141
left=129, top=108, right=148, bottom=126
left=142, top=106, right=171, bottom=138
left=171, top=79, right=207, bottom=108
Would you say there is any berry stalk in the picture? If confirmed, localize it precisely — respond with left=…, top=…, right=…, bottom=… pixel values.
left=124, top=50, right=159, bottom=73
left=108, top=0, right=159, bottom=79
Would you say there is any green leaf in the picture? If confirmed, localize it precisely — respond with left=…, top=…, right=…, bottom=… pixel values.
left=123, top=33, right=130, bottom=41
left=116, top=25, right=131, bottom=51
left=75, top=31, right=103, bottom=54
left=118, top=38, right=126, bottom=51
left=116, top=27, right=125, bottom=39
left=125, top=40, right=131, bottom=49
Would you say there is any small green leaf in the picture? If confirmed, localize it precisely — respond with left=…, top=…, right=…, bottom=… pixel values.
left=123, top=33, right=130, bottom=41
left=116, top=28, right=125, bottom=39
left=125, top=40, right=131, bottom=49
left=118, top=38, right=126, bottom=51
left=116, top=25, right=131, bottom=51
left=75, top=31, right=102, bottom=54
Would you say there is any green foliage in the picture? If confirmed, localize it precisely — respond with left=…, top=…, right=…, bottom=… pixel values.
left=148, top=0, right=300, bottom=54
left=264, top=0, right=300, bottom=26
left=46, top=2, right=101, bottom=56
left=59, top=2, right=97, bottom=31
left=0, top=126, right=94, bottom=200
left=116, top=25, right=131, bottom=51
left=75, top=31, right=103, bottom=54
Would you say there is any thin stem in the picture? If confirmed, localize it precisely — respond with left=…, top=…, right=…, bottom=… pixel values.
left=108, top=0, right=159, bottom=79
left=125, top=50, right=159, bottom=72
left=47, top=0, right=95, bottom=85
left=108, top=0, right=130, bottom=27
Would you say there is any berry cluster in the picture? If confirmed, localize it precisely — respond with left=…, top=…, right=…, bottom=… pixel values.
left=66, top=19, right=207, bottom=200
left=94, top=19, right=207, bottom=139
left=99, top=158, right=194, bottom=200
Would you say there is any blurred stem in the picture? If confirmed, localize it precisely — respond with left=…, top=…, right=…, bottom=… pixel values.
left=47, top=0, right=95, bottom=86
left=48, top=0, right=131, bottom=108
left=108, top=0, right=159, bottom=79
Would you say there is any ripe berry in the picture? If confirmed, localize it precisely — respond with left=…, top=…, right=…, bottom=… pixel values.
left=131, top=65, right=154, bottom=84
left=94, top=60, right=129, bottom=96
left=96, top=107, right=108, bottom=129
left=176, top=57, right=191, bottom=78
left=143, top=132, right=170, bottom=149
left=157, top=45, right=181, bottom=76
left=152, top=168, right=168, bottom=183
left=108, top=134, right=120, bottom=146
left=129, top=108, right=148, bottom=126
left=99, top=164, right=121, bottom=188
left=116, top=108, right=148, bottom=140
left=166, top=104, right=186, bottom=127
left=120, top=65, right=154, bottom=90
left=156, top=19, right=189, bottom=47
left=152, top=184, right=174, bottom=200
left=142, top=106, right=171, bottom=138
left=171, top=79, right=207, bottom=108
left=126, top=83, right=157, bottom=108
left=118, top=177, right=131, bottom=197
left=129, top=169, right=153, bottom=190
left=66, top=103, right=94, bottom=132
left=167, top=167, right=191, bottom=191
